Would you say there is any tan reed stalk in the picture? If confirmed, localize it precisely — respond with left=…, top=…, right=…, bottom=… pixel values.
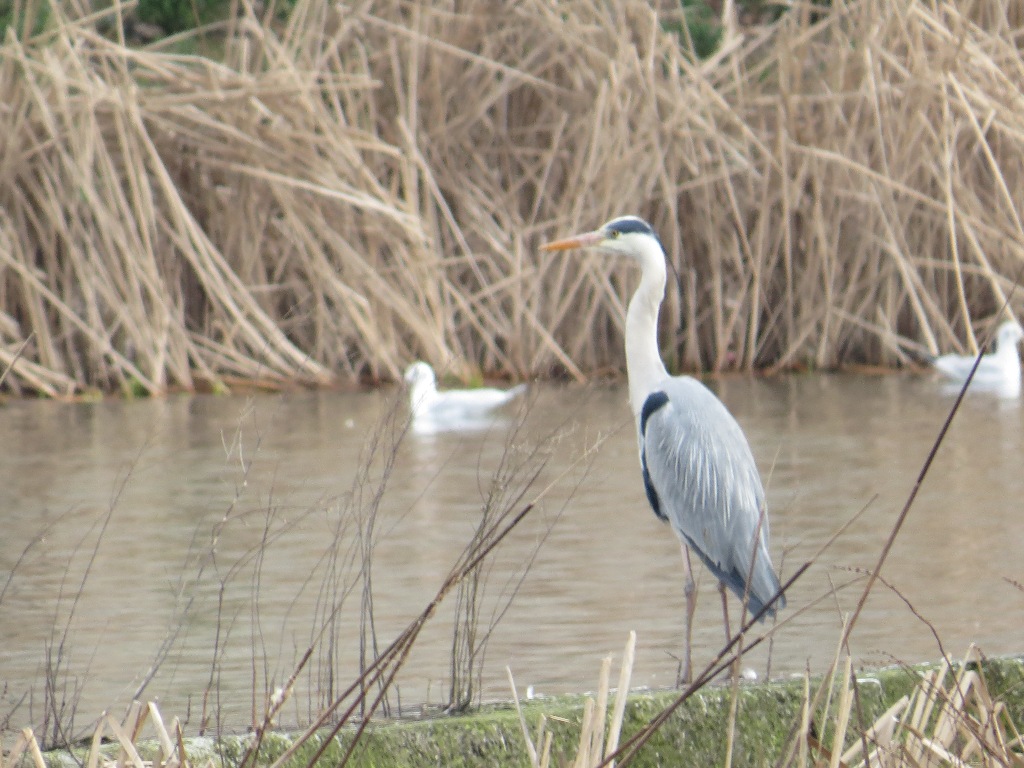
left=604, top=630, right=635, bottom=767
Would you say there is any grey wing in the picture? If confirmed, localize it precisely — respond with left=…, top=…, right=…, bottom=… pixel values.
left=639, top=377, right=783, bottom=614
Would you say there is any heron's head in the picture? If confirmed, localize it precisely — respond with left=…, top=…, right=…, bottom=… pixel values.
left=403, top=361, right=436, bottom=387
left=996, top=321, right=1024, bottom=348
left=540, top=216, right=662, bottom=260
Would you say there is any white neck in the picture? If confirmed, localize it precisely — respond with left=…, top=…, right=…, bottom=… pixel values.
left=996, top=340, right=1020, bottom=360
left=625, top=239, right=670, bottom=416
left=995, top=341, right=1021, bottom=379
left=409, top=378, right=437, bottom=412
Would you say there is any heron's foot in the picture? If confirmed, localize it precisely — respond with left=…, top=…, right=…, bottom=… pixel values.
left=667, top=650, right=691, bottom=688
left=675, top=658, right=692, bottom=688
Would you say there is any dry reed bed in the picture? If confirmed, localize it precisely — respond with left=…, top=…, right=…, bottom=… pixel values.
left=2, top=0, right=1024, bottom=395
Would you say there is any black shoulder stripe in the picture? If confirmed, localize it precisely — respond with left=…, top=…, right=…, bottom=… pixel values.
left=640, top=390, right=669, bottom=523
left=640, top=390, right=669, bottom=436
left=641, top=457, right=667, bottom=522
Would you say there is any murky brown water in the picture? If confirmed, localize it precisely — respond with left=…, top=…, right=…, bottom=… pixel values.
left=2, top=374, right=1022, bottom=733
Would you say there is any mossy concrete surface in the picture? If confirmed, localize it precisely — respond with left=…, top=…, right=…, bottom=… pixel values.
left=46, top=657, right=1024, bottom=768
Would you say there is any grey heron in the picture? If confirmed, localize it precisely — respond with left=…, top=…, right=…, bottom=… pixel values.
left=930, top=321, right=1023, bottom=396
left=541, top=215, right=785, bottom=683
left=403, top=361, right=528, bottom=431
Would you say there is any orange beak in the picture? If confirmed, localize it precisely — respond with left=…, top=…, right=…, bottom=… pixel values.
left=539, top=230, right=605, bottom=252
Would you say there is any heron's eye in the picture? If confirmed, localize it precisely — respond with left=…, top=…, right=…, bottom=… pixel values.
left=609, top=230, right=620, bottom=239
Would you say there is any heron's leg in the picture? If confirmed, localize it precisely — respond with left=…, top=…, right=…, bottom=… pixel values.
left=718, top=581, right=731, bottom=643
left=677, top=544, right=697, bottom=686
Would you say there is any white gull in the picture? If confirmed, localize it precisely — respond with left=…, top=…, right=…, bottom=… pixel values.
left=931, top=321, right=1023, bottom=396
left=403, top=361, right=527, bottom=431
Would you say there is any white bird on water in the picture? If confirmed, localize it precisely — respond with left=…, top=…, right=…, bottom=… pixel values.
left=930, top=321, right=1023, bottom=396
left=541, top=215, right=786, bottom=684
left=403, top=361, right=527, bottom=431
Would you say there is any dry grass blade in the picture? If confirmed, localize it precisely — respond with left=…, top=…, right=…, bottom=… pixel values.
left=508, top=667, right=540, bottom=768
left=839, top=696, right=909, bottom=766
left=829, top=657, right=853, bottom=768
left=0, top=729, right=48, bottom=768
left=573, top=698, right=598, bottom=768
left=101, top=715, right=146, bottom=768
left=605, top=630, right=636, bottom=767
